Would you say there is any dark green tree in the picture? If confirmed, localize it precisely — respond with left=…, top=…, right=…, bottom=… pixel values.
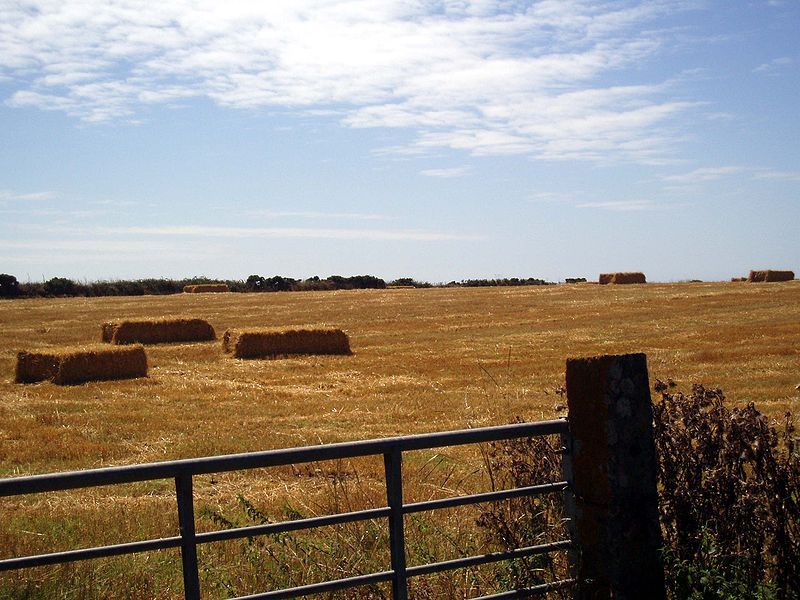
left=44, top=277, right=76, bottom=297
left=0, top=273, right=19, bottom=298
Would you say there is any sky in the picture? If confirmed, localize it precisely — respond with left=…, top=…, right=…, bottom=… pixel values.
left=1, top=0, right=798, bottom=283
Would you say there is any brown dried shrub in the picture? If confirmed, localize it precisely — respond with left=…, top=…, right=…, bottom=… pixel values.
left=479, top=385, right=799, bottom=598
left=476, top=426, right=571, bottom=595
left=654, top=385, right=800, bottom=598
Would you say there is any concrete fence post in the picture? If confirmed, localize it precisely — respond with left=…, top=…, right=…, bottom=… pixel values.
left=565, top=353, right=666, bottom=600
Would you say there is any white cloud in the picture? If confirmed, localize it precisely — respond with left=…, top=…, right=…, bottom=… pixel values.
left=0, top=1, right=702, bottom=163
left=661, top=166, right=746, bottom=184
left=753, top=56, right=794, bottom=75
left=246, top=210, right=391, bottom=220
left=575, top=199, right=658, bottom=211
left=0, top=190, right=58, bottom=202
left=104, top=224, right=483, bottom=241
left=661, top=165, right=800, bottom=185
left=419, top=166, right=470, bottom=178
left=529, top=191, right=576, bottom=204
left=0, top=239, right=213, bottom=264
left=753, top=169, right=800, bottom=182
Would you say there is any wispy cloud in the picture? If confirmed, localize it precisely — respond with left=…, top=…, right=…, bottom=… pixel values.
left=529, top=191, right=577, bottom=205
left=575, top=199, right=658, bottom=211
left=0, top=190, right=58, bottom=202
left=419, top=167, right=470, bottom=178
left=661, top=165, right=800, bottom=185
left=103, top=225, right=483, bottom=242
left=660, top=166, right=747, bottom=184
left=0, top=1, right=702, bottom=163
left=0, top=239, right=212, bottom=264
left=752, top=169, right=800, bottom=182
left=753, top=56, right=794, bottom=76
left=246, top=210, right=391, bottom=221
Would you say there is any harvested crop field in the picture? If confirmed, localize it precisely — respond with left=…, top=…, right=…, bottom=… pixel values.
left=1, top=281, right=799, bottom=597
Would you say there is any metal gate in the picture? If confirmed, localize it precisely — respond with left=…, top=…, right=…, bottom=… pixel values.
left=0, top=419, right=575, bottom=599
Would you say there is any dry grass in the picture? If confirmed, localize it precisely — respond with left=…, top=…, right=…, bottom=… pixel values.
left=183, top=284, right=229, bottom=293
left=102, top=317, right=216, bottom=345
left=1, top=282, right=799, bottom=597
left=2, top=281, right=798, bottom=467
left=15, top=344, right=148, bottom=385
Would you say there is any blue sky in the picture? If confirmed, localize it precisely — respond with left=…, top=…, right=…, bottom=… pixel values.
left=1, top=0, right=798, bottom=283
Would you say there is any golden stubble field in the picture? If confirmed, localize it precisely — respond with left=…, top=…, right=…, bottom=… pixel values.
left=1, top=281, right=799, bottom=597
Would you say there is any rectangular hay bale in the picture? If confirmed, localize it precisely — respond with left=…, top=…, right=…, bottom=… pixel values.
left=748, top=270, right=794, bottom=283
left=102, top=318, right=216, bottom=345
left=599, top=272, right=646, bottom=284
left=15, top=351, right=61, bottom=383
left=224, top=327, right=351, bottom=359
left=15, top=345, right=148, bottom=385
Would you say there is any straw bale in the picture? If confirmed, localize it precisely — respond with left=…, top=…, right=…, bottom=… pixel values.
left=225, top=327, right=351, bottom=359
left=222, top=329, right=238, bottom=353
left=748, top=270, right=794, bottom=283
left=598, top=273, right=614, bottom=285
left=103, top=318, right=216, bottom=345
left=183, top=283, right=229, bottom=293
left=764, top=270, right=794, bottom=282
left=731, top=277, right=747, bottom=282
left=15, top=351, right=61, bottom=383
left=15, top=345, right=147, bottom=385
left=599, top=272, right=646, bottom=284
left=101, top=322, right=117, bottom=342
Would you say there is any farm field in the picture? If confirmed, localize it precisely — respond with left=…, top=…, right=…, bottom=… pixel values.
left=1, top=281, right=799, bottom=598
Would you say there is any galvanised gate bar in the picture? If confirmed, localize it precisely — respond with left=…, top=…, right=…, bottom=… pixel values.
left=0, top=419, right=575, bottom=599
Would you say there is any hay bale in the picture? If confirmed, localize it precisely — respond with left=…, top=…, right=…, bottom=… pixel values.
left=764, top=270, right=794, bottom=282
left=15, top=351, right=61, bottom=383
left=224, top=327, right=351, bottom=359
left=565, top=278, right=587, bottom=284
left=221, top=329, right=237, bottom=353
left=101, top=322, right=117, bottom=342
left=599, top=272, right=647, bottom=284
left=731, top=277, right=747, bottom=282
left=748, top=270, right=794, bottom=283
left=102, top=318, right=216, bottom=345
left=598, top=273, right=614, bottom=285
left=183, top=284, right=229, bottom=293
left=15, top=345, right=148, bottom=385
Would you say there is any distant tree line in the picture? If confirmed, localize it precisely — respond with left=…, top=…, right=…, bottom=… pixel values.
left=445, top=277, right=552, bottom=287
left=244, top=274, right=387, bottom=292
left=0, top=272, right=553, bottom=299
